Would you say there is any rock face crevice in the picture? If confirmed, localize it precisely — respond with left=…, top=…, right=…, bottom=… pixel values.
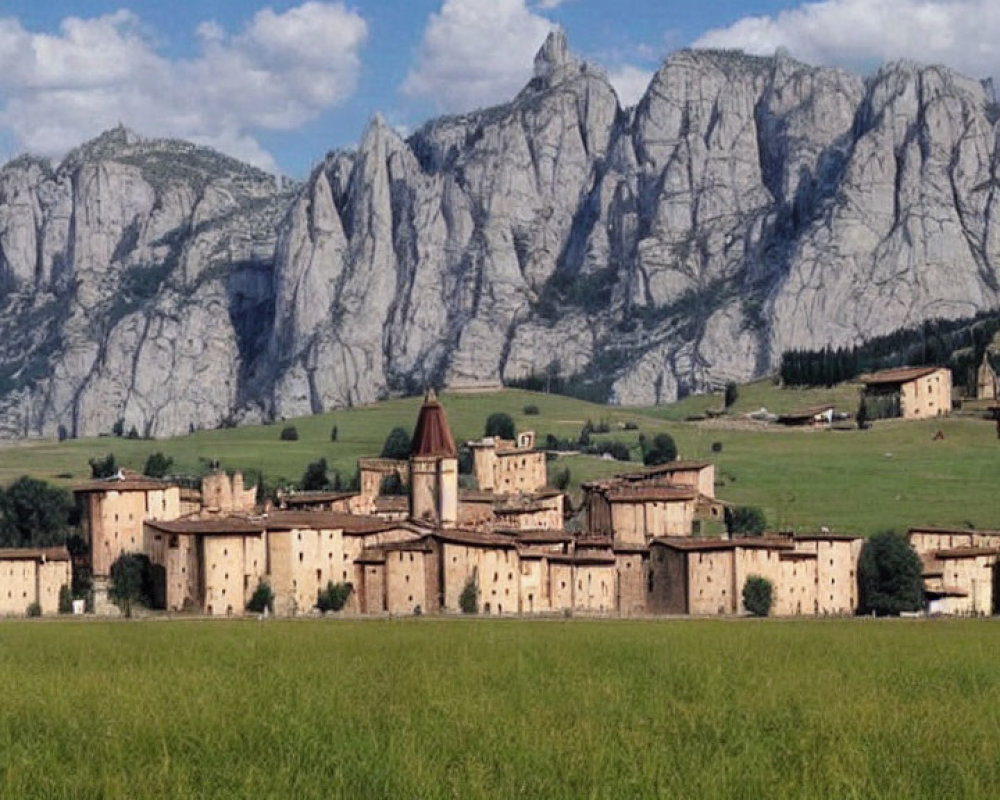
left=1, top=35, right=999, bottom=437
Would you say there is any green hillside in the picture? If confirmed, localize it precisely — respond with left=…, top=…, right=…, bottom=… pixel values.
left=0, top=386, right=997, bottom=536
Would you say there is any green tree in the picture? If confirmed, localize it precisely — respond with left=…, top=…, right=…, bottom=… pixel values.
left=724, top=381, right=739, bottom=409
left=608, top=441, right=631, bottom=462
left=742, top=575, right=773, bottom=616
left=300, top=458, right=331, bottom=491
left=126, top=426, right=140, bottom=440
left=26, top=602, right=41, bottom=618
left=143, top=452, right=173, bottom=479
left=247, top=579, right=274, bottom=614
left=856, top=398, right=869, bottom=430
left=111, top=419, right=124, bottom=437
left=58, top=584, right=73, bottom=614
left=484, top=412, right=516, bottom=441
left=726, top=506, right=767, bottom=536
left=316, top=581, right=353, bottom=612
left=643, top=433, right=677, bottom=466
left=379, top=472, right=407, bottom=495
left=330, top=425, right=339, bottom=442
left=523, top=404, right=540, bottom=415
left=279, top=425, right=299, bottom=441
left=108, top=553, right=148, bottom=618
left=858, top=530, right=926, bottom=616
left=89, top=453, right=117, bottom=478
left=0, top=477, right=72, bottom=548
left=380, top=427, right=412, bottom=459
left=553, top=466, right=571, bottom=491
left=459, top=576, right=478, bottom=614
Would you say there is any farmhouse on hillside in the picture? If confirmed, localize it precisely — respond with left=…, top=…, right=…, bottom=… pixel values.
left=977, top=352, right=998, bottom=400
left=859, top=366, right=952, bottom=421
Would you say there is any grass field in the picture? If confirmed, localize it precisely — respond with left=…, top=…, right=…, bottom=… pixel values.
left=0, top=386, right=998, bottom=536
left=2, top=617, right=1000, bottom=798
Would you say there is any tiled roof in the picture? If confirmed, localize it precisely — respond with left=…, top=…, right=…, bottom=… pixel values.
left=926, top=585, right=969, bottom=598
left=263, top=511, right=414, bottom=535
left=651, top=536, right=794, bottom=552
left=281, top=491, right=357, bottom=506
left=860, top=366, right=945, bottom=385
left=74, top=470, right=173, bottom=493
left=411, top=388, right=457, bottom=457
left=605, top=486, right=698, bottom=503
left=934, top=546, right=1000, bottom=559
left=146, top=517, right=264, bottom=535
left=0, top=547, right=71, bottom=562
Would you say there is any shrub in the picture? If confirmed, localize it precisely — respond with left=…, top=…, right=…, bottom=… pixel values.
left=623, top=421, right=639, bottom=431
left=89, top=453, right=117, bottom=478
left=726, top=506, right=767, bottom=536
left=459, top=577, right=478, bottom=614
left=300, top=458, right=330, bottom=491
left=724, top=381, right=739, bottom=409
left=330, top=425, right=338, bottom=442
left=858, top=530, right=926, bottom=616
left=247, top=579, right=274, bottom=614
left=126, top=426, right=140, bottom=440
left=279, top=426, right=299, bottom=441
left=711, top=441, right=723, bottom=453
left=856, top=399, right=869, bottom=430
left=58, top=584, right=73, bottom=614
left=485, top=413, right=516, bottom=441
left=379, top=472, right=407, bottom=495
left=553, top=466, right=571, bottom=491
left=112, top=419, right=124, bottom=438
left=380, top=427, right=412, bottom=459
left=26, top=602, right=41, bottom=618
left=743, top=576, right=773, bottom=616
left=109, top=553, right=151, bottom=618
left=608, top=441, right=631, bottom=462
left=643, top=433, right=677, bottom=466
left=317, top=581, right=353, bottom=612
left=143, top=451, right=173, bottom=479
left=594, top=419, right=611, bottom=434
left=523, top=404, right=540, bottom=415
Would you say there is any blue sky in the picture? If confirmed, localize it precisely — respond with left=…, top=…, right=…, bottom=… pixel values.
left=1, top=0, right=998, bottom=177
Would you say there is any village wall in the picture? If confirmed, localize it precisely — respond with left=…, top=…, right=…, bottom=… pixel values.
left=615, top=553, right=647, bottom=615
left=385, top=550, right=429, bottom=614
left=775, top=555, right=818, bottom=616
left=647, top=547, right=688, bottom=614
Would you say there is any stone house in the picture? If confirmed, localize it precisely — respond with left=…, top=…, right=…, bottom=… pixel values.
left=467, top=431, right=547, bottom=494
left=909, top=527, right=1000, bottom=615
left=0, top=547, right=72, bottom=616
left=859, top=366, right=952, bottom=420
left=976, top=352, right=998, bottom=400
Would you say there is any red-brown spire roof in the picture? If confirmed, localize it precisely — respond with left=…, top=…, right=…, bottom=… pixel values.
left=411, top=388, right=457, bottom=457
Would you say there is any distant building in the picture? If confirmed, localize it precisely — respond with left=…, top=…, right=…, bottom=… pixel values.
left=0, top=548, right=71, bottom=616
left=909, top=527, right=1000, bottom=615
left=467, top=430, right=546, bottom=494
left=859, top=366, right=952, bottom=420
left=976, top=352, right=998, bottom=401
left=776, top=404, right=835, bottom=427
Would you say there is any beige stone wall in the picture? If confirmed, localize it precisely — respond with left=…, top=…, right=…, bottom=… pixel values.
left=585, top=492, right=613, bottom=536
left=0, top=559, right=37, bottom=615
left=385, top=550, right=428, bottom=614
left=549, top=563, right=574, bottom=611
left=733, top=548, right=783, bottom=615
left=202, top=536, right=248, bottom=616
left=439, top=458, right=458, bottom=528
left=360, top=563, right=386, bottom=613
left=794, top=539, right=860, bottom=614
left=37, top=560, right=71, bottom=615
left=615, top=554, right=647, bottom=615
left=775, top=556, right=818, bottom=616
left=689, top=551, right=736, bottom=615
left=518, top=558, right=549, bottom=614
left=200, top=473, right=255, bottom=513
left=441, top=542, right=519, bottom=614
left=472, top=447, right=497, bottom=493
left=493, top=451, right=547, bottom=494
left=87, top=487, right=180, bottom=577
left=573, top=564, right=615, bottom=612
left=610, top=499, right=694, bottom=546
left=410, top=457, right=437, bottom=523
left=900, top=369, right=952, bottom=419
left=359, top=460, right=410, bottom=499
left=936, top=555, right=993, bottom=614
left=661, top=466, right=715, bottom=498
left=458, top=500, right=494, bottom=527
left=494, top=495, right=563, bottom=531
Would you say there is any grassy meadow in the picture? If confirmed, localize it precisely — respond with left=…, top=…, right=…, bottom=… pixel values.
left=0, top=384, right=997, bottom=535
left=2, top=617, right=1000, bottom=799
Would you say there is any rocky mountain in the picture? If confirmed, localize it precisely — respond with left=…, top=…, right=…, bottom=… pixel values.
left=1, top=32, right=999, bottom=439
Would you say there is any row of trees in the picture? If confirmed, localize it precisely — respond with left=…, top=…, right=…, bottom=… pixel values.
left=780, top=311, right=1000, bottom=391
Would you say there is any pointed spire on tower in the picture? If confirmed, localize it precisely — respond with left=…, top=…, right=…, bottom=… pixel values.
left=411, top=389, right=456, bottom=457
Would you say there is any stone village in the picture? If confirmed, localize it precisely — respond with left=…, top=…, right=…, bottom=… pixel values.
left=0, top=364, right=995, bottom=619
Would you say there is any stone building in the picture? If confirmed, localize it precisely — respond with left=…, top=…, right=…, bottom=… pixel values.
left=467, top=431, right=547, bottom=494
left=977, top=352, right=998, bottom=401
left=859, top=366, right=952, bottom=420
left=0, top=547, right=71, bottom=616
left=647, top=533, right=862, bottom=616
left=909, top=527, right=1000, bottom=615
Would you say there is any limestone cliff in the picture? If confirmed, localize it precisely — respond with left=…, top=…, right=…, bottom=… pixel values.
left=2, top=33, right=999, bottom=437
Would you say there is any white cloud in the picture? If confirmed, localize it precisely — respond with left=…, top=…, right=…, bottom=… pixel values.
left=0, top=3, right=368, bottom=171
left=607, top=64, right=654, bottom=107
left=402, top=0, right=555, bottom=113
left=694, top=0, right=1000, bottom=81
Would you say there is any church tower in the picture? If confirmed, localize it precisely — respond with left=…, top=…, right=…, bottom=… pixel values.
left=409, top=389, right=458, bottom=528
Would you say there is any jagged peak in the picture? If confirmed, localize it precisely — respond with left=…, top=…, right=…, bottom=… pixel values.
left=534, top=28, right=574, bottom=77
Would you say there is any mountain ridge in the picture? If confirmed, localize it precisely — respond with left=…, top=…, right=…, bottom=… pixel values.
left=1, top=33, right=999, bottom=438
